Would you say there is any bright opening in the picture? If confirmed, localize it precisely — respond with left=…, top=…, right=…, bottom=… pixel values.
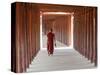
left=40, top=12, right=74, bottom=50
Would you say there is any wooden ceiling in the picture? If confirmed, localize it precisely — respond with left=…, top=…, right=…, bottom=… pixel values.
left=36, top=3, right=95, bottom=13
left=42, top=14, right=71, bottom=22
left=35, top=3, right=95, bottom=21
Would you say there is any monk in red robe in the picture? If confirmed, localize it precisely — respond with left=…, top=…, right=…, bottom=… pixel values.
left=47, top=29, right=55, bottom=56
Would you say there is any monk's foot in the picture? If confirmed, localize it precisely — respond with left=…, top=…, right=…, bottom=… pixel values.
left=48, top=53, right=50, bottom=56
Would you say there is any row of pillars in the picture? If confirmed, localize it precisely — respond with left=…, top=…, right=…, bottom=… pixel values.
left=42, top=15, right=71, bottom=46
left=11, top=2, right=97, bottom=73
left=74, top=7, right=97, bottom=66
left=11, top=3, right=40, bottom=73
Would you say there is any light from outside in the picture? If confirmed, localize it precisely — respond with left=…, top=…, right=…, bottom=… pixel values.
left=40, top=12, right=74, bottom=50
left=42, top=12, right=74, bottom=15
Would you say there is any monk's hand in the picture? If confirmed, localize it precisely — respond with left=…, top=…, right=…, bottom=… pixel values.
left=55, top=43, right=56, bottom=46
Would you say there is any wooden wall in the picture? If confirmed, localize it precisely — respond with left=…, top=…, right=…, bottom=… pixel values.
left=74, top=7, right=97, bottom=66
left=11, top=2, right=40, bottom=73
left=42, top=15, right=71, bottom=46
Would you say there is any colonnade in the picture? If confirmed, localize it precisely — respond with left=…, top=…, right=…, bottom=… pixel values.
left=42, top=15, right=71, bottom=46
left=11, top=2, right=40, bottom=73
left=11, top=2, right=97, bottom=73
left=74, top=7, right=97, bottom=66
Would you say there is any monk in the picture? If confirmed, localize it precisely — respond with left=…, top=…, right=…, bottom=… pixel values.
left=47, top=28, right=56, bottom=56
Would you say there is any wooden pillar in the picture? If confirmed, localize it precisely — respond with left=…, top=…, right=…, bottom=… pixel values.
left=92, top=7, right=97, bottom=66
left=11, top=2, right=40, bottom=73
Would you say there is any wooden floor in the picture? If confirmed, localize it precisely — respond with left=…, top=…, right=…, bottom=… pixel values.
left=26, top=49, right=95, bottom=72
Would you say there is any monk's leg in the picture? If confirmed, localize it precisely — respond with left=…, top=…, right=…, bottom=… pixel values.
left=50, top=49, right=53, bottom=54
left=51, top=43, right=54, bottom=55
left=50, top=44, right=54, bottom=55
left=47, top=44, right=50, bottom=56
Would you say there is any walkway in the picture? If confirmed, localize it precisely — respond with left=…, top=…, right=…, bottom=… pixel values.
left=27, top=49, right=95, bottom=72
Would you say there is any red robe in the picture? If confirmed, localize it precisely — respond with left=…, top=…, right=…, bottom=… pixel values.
left=47, top=32, right=55, bottom=54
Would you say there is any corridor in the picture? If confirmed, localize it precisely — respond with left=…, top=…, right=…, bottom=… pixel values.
left=11, top=2, right=97, bottom=73
left=42, top=34, right=68, bottom=48
left=27, top=49, right=94, bottom=72
left=27, top=35, right=94, bottom=72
